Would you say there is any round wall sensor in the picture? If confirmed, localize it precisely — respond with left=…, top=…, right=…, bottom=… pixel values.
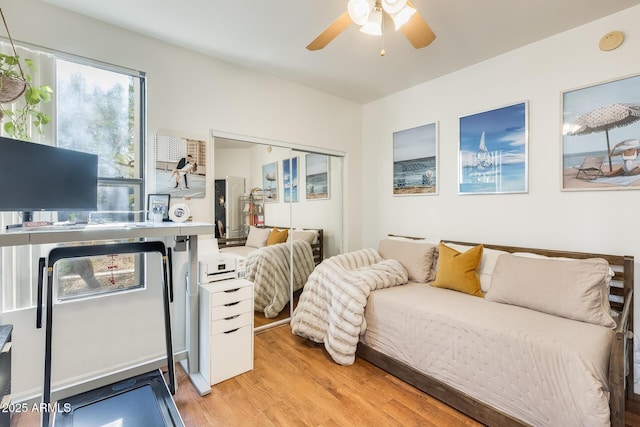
left=599, top=31, right=624, bottom=51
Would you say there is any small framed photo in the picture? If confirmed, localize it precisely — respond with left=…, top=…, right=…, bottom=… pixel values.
left=147, top=194, right=171, bottom=221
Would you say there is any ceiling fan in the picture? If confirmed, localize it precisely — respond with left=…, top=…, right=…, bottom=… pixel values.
left=306, top=0, right=436, bottom=52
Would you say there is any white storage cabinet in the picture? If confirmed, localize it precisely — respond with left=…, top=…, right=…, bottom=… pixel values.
left=199, top=278, right=254, bottom=385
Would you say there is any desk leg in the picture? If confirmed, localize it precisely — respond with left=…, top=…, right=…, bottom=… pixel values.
left=181, top=234, right=211, bottom=396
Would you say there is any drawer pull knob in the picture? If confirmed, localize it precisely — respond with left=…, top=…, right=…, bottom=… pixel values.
left=224, top=315, right=240, bottom=321
left=223, top=328, right=240, bottom=334
left=224, top=288, right=240, bottom=293
left=224, top=301, right=240, bottom=307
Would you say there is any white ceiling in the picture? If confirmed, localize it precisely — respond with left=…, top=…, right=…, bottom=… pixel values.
left=42, top=0, right=640, bottom=104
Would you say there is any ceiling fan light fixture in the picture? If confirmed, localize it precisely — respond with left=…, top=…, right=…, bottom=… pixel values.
left=391, top=5, right=416, bottom=30
left=348, top=0, right=375, bottom=26
left=381, top=0, right=407, bottom=15
left=360, top=7, right=383, bottom=36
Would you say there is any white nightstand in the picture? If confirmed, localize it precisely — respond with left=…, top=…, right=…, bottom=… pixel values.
left=198, top=278, right=254, bottom=385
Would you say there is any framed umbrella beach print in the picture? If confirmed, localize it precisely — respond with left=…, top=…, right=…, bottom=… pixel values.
left=562, top=74, right=640, bottom=191
left=393, top=122, right=438, bottom=196
left=458, top=102, right=528, bottom=194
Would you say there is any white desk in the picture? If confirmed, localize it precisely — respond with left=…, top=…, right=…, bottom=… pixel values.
left=0, top=221, right=215, bottom=396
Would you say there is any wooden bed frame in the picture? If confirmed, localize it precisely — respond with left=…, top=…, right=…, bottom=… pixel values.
left=356, top=240, right=634, bottom=427
left=217, top=226, right=324, bottom=265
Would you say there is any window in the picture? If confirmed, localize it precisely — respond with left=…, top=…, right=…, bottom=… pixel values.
left=0, top=43, right=147, bottom=311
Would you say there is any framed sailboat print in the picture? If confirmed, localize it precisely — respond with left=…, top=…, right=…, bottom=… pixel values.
left=458, top=101, right=528, bottom=195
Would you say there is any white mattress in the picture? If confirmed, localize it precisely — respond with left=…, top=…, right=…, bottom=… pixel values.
left=219, top=245, right=257, bottom=258
left=362, top=282, right=615, bottom=427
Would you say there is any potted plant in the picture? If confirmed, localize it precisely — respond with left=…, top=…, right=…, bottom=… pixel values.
left=0, top=8, right=52, bottom=141
left=0, top=53, right=52, bottom=141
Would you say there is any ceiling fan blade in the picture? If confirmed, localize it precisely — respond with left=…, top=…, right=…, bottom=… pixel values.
left=306, top=11, right=352, bottom=51
left=400, top=2, right=436, bottom=49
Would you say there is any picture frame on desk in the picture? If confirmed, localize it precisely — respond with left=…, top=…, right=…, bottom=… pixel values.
left=147, top=194, right=171, bottom=221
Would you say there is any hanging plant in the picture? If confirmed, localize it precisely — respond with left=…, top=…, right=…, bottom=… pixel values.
left=0, top=8, right=52, bottom=141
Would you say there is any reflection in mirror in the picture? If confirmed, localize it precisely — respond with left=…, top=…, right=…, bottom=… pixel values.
left=213, top=136, right=344, bottom=332
left=155, top=134, right=207, bottom=199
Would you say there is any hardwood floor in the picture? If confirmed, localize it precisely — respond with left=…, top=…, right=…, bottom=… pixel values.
left=176, top=324, right=481, bottom=427
left=11, top=324, right=640, bottom=426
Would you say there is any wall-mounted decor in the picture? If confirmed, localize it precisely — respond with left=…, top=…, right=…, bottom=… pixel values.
left=262, top=161, right=278, bottom=202
left=155, top=134, right=207, bottom=198
left=283, top=156, right=299, bottom=202
left=393, top=123, right=438, bottom=196
left=562, top=74, right=640, bottom=191
left=305, top=153, right=330, bottom=200
left=459, top=102, right=528, bottom=195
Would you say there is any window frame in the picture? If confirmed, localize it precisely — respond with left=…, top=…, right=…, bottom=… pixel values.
left=0, top=39, right=149, bottom=311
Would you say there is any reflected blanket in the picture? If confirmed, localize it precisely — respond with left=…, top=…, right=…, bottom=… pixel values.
left=247, top=240, right=315, bottom=318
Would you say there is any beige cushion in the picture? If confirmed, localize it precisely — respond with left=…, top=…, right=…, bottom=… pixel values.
left=245, top=226, right=271, bottom=248
left=287, top=229, right=318, bottom=245
left=378, top=239, right=438, bottom=283
left=445, top=243, right=508, bottom=293
left=486, top=253, right=615, bottom=328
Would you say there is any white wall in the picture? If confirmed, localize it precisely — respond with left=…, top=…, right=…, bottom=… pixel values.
left=2, top=0, right=361, bottom=400
left=361, top=5, right=640, bottom=389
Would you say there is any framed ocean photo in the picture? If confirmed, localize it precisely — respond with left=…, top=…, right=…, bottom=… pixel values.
left=458, top=101, right=528, bottom=194
left=562, top=74, right=640, bottom=191
left=305, top=153, right=329, bottom=200
left=283, top=156, right=299, bottom=202
left=393, top=122, right=438, bottom=196
left=262, top=161, right=278, bottom=202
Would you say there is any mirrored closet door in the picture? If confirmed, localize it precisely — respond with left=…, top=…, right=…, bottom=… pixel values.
left=213, top=134, right=344, bottom=332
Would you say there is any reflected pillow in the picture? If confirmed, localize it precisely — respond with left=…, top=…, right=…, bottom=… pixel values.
left=267, top=227, right=289, bottom=245
left=245, top=226, right=271, bottom=248
left=287, top=229, right=317, bottom=244
left=431, top=243, right=483, bottom=297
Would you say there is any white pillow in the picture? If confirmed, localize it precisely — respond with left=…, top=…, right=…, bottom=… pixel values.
left=486, top=253, right=616, bottom=328
left=287, top=229, right=318, bottom=245
left=245, top=226, right=271, bottom=248
left=444, top=243, right=508, bottom=292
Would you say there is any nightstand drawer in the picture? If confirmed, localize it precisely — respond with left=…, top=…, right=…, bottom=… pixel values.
left=210, top=312, right=252, bottom=335
left=210, top=298, right=252, bottom=321
left=210, top=324, right=253, bottom=385
left=210, top=285, right=252, bottom=307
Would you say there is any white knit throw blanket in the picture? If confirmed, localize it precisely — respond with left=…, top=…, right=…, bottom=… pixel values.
left=291, top=248, right=408, bottom=365
left=247, top=239, right=315, bottom=318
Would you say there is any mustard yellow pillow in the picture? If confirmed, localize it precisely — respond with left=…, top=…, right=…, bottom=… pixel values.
left=431, top=243, right=483, bottom=297
left=267, top=227, right=288, bottom=245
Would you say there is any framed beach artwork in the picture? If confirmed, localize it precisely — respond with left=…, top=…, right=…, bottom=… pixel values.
left=393, top=122, right=438, bottom=196
left=305, top=153, right=330, bottom=200
left=283, top=156, right=299, bottom=202
left=562, top=74, right=640, bottom=191
left=459, top=101, right=528, bottom=195
left=262, top=161, right=278, bottom=202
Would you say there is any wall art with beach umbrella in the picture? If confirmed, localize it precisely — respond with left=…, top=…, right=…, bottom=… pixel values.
left=562, top=74, right=640, bottom=191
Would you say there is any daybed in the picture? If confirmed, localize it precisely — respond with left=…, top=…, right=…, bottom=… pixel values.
left=291, top=237, right=634, bottom=427
left=219, top=226, right=323, bottom=318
